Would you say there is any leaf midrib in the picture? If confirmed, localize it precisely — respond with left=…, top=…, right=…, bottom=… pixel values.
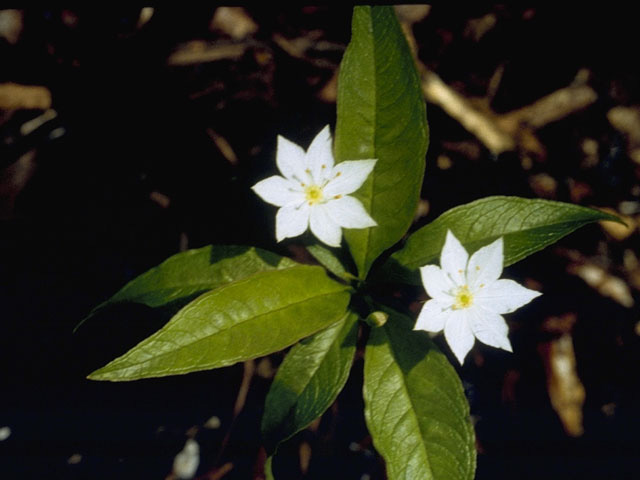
left=356, top=6, right=377, bottom=278
left=399, top=218, right=592, bottom=269
left=383, top=328, right=434, bottom=479
left=95, top=286, right=348, bottom=377
left=279, top=314, right=350, bottom=419
left=116, top=260, right=296, bottom=297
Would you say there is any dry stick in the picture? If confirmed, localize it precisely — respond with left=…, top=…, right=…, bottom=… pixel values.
left=419, top=65, right=598, bottom=158
left=167, top=41, right=248, bottom=67
left=210, top=7, right=258, bottom=40
left=420, top=67, right=516, bottom=154
left=207, top=360, right=256, bottom=477
left=0, top=83, right=51, bottom=110
left=202, top=462, right=234, bottom=480
left=272, top=33, right=342, bottom=70
left=401, top=23, right=598, bottom=157
left=608, top=105, right=640, bottom=148
left=555, top=247, right=635, bottom=308
left=500, top=83, right=597, bottom=130
left=206, top=129, right=239, bottom=166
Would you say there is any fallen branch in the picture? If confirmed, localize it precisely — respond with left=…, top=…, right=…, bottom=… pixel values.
left=400, top=21, right=598, bottom=157
left=420, top=68, right=516, bottom=154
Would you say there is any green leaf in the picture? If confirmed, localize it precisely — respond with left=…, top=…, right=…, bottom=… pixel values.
left=261, top=311, right=358, bottom=455
left=364, top=308, right=476, bottom=480
left=380, top=196, right=621, bottom=285
left=101, top=245, right=296, bottom=309
left=88, top=266, right=351, bottom=381
left=335, top=6, right=428, bottom=279
left=78, top=246, right=298, bottom=331
left=305, top=243, right=354, bottom=281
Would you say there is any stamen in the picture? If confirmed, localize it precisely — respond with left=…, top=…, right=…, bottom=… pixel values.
left=452, top=285, right=474, bottom=310
left=304, top=184, right=324, bottom=205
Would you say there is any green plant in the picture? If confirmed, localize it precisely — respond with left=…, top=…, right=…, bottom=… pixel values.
left=81, top=7, right=618, bottom=479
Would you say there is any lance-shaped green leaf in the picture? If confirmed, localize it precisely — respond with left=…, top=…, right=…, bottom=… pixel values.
left=79, top=246, right=298, bottom=330
left=335, top=6, right=428, bottom=279
left=100, top=245, right=296, bottom=308
left=262, top=311, right=358, bottom=455
left=364, top=308, right=476, bottom=480
left=305, top=243, right=355, bottom=281
left=378, top=196, right=621, bottom=285
left=88, top=266, right=351, bottom=381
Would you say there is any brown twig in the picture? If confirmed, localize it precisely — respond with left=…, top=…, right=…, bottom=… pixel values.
left=400, top=20, right=598, bottom=158
left=420, top=67, right=516, bottom=154
left=0, top=83, right=52, bottom=110
left=208, top=360, right=256, bottom=474
left=500, top=83, right=597, bottom=131
left=210, top=7, right=258, bottom=41
left=167, top=41, right=248, bottom=67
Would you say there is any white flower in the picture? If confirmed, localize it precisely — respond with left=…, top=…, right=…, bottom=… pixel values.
left=252, top=125, right=377, bottom=247
left=414, top=230, right=541, bottom=364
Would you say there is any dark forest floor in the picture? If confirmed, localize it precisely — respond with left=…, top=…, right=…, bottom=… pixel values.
left=1, top=6, right=640, bottom=479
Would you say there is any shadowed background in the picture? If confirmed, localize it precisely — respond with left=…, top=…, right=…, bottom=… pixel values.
left=1, top=6, right=639, bottom=479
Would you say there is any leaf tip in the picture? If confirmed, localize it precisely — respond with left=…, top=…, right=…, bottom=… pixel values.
left=596, top=208, right=627, bottom=226
left=86, top=364, right=119, bottom=382
left=86, top=371, right=104, bottom=381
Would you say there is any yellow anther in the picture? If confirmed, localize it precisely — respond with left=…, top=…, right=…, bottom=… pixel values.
left=452, top=285, right=474, bottom=310
left=304, top=184, right=324, bottom=205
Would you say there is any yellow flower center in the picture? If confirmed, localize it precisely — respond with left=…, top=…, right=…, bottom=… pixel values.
left=453, top=285, right=473, bottom=310
left=304, top=185, right=324, bottom=205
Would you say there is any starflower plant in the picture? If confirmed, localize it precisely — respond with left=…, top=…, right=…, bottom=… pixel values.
left=80, top=6, right=621, bottom=480
left=252, top=125, right=377, bottom=247
left=415, top=230, right=542, bottom=363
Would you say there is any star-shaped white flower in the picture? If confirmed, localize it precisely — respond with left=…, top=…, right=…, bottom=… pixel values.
left=252, top=125, right=377, bottom=247
left=414, top=230, right=541, bottom=364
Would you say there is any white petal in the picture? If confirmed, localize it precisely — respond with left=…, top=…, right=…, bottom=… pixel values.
left=467, top=237, right=503, bottom=289
left=475, top=279, right=541, bottom=314
left=276, top=135, right=312, bottom=183
left=252, top=176, right=305, bottom=207
left=467, top=306, right=512, bottom=352
left=440, top=230, right=468, bottom=286
left=306, top=125, right=334, bottom=183
left=309, top=204, right=342, bottom=247
left=420, top=264, right=455, bottom=302
left=323, top=160, right=377, bottom=197
left=276, top=204, right=310, bottom=241
left=325, top=196, right=376, bottom=229
left=443, top=310, right=475, bottom=364
left=414, top=299, right=450, bottom=332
